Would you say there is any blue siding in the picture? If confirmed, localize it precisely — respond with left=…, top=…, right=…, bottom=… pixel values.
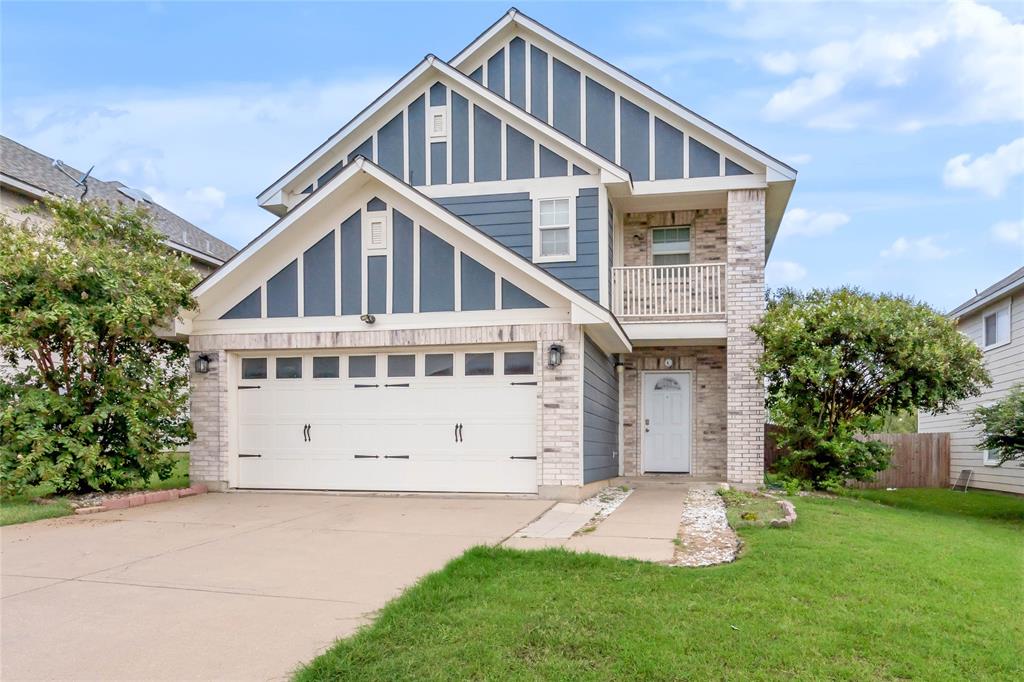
left=303, top=231, right=335, bottom=317
left=487, top=49, right=505, bottom=97
left=367, top=255, right=387, bottom=315
left=366, top=197, right=387, bottom=212
left=530, top=45, right=548, bottom=120
left=378, top=112, right=404, bottom=179
left=429, top=81, right=446, bottom=106
left=317, top=160, right=344, bottom=188
left=473, top=106, right=501, bottom=182
left=451, top=93, right=469, bottom=183
left=654, top=118, right=684, bottom=180
left=725, top=158, right=752, bottom=175
left=506, top=125, right=534, bottom=180
left=221, top=288, right=261, bottom=319
left=502, top=279, right=546, bottom=309
left=583, top=334, right=619, bottom=483
left=620, top=97, right=650, bottom=181
left=437, top=190, right=600, bottom=302
left=430, top=142, right=447, bottom=185
left=267, top=259, right=298, bottom=318
left=392, top=209, right=414, bottom=313
left=419, top=227, right=455, bottom=312
left=508, top=37, right=526, bottom=109
left=460, top=253, right=495, bottom=311
left=552, top=58, right=581, bottom=142
left=407, top=95, right=426, bottom=186
left=340, top=210, right=362, bottom=315
left=585, top=77, right=615, bottom=160
left=348, top=137, right=373, bottom=163
left=469, top=66, right=483, bottom=84
left=689, top=137, right=720, bottom=178
left=539, top=145, right=568, bottom=177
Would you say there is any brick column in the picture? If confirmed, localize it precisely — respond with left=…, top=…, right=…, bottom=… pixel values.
left=189, top=348, right=229, bottom=490
left=537, top=325, right=583, bottom=495
left=726, top=189, right=766, bottom=486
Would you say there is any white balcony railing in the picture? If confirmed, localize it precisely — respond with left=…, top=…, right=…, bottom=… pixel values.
left=612, top=263, right=725, bottom=318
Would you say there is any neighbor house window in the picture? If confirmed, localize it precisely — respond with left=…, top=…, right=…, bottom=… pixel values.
left=982, top=302, right=1010, bottom=349
left=534, top=197, right=574, bottom=262
left=651, top=227, right=691, bottom=266
left=984, top=448, right=1001, bottom=465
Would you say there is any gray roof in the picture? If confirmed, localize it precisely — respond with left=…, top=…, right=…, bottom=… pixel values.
left=948, top=266, right=1024, bottom=318
left=1, top=135, right=236, bottom=263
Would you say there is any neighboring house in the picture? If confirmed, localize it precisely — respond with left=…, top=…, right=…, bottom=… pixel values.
left=1, top=135, right=236, bottom=277
left=182, top=9, right=797, bottom=499
left=920, top=267, right=1024, bottom=495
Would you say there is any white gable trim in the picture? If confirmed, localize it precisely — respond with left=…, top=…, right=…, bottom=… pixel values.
left=203, top=157, right=630, bottom=350
left=450, top=9, right=797, bottom=181
left=256, top=57, right=632, bottom=211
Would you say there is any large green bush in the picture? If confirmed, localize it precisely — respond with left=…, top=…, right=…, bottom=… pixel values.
left=0, top=198, right=199, bottom=495
left=970, top=384, right=1024, bottom=465
left=754, top=288, right=989, bottom=487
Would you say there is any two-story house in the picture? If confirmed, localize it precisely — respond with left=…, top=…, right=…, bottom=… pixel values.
left=182, top=9, right=797, bottom=500
left=919, top=267, right=1024, bottom=495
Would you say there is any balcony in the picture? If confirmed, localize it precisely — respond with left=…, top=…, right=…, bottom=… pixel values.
left=612, top=263, right=726, bottom=331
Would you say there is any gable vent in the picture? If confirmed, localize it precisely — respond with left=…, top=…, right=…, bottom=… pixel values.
left=429, top=106, right=448, bottom=141
left=366, top=210, right=389, bottom=250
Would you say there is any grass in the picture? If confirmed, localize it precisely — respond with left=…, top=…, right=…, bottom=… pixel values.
left=297, top=493, right=1023, bottom=681
left=848, top=487, right=1024, bottom=524
left=0, top=453, right=190, bottom=526
left=719, top=488, right=787, bottom=528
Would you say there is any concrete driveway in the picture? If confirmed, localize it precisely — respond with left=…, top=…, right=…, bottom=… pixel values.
left=1, top=492, right=551, bottom=681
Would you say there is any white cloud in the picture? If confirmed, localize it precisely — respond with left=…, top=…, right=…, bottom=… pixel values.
left=759, top=0, right=1024, bottom=128
left=2, top=75, right=393, bottom=246
left=991, top=219, right=1024, bottom=247
left=943, top=137, right=1024, bottom=198
left=880, top=236, right=953, bottom=260
left=766, top=260, right=807, bottom=285
left=784, top=153, right=812, bottom=165
left=780, top=208, right=850, bottom=237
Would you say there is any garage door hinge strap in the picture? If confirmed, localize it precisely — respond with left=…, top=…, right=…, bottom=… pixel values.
left=237, top=385, right=261, bottom=390
left=385, top=383, right=410, bottom=388
left=510, top=381, right=538, bottom=386
left=384, top=455, right=410, bottom=459
left=354, top=384, right=379, bottom=388
left=239, top=453, right=262, bottom=458
left=510, top=456, right=538, bottom=460
left=354, top=454, right=379, bottom=459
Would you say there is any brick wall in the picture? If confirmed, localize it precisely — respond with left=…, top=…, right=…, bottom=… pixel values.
left=725, top=189, right=766, bottom=486
left=188, top=323, right=584, bottom=492
left=621, top=346, right=727, bottom=478
left=622, top=208, right=727, bottom=267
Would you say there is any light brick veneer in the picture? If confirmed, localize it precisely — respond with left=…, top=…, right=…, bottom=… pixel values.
left=621, top=346, right=727, bottom=478
left=623, top=209, right=727, bottom=267
left=725, top=189, right=767, bottom=485
left=188, top=323, right=583, bottom=493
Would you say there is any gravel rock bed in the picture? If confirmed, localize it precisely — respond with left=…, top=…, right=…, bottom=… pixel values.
left=669, top=488, right=738, bottom=567
left=575, top=485, right=632, bottom=534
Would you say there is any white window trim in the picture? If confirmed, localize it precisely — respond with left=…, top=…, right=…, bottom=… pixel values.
left=650, top=225, right=692, bottom=266
left=983, top=447, right=1001, bottom=466
left=532, top=195, right=576, bottom=264
left=981, top=299, right=1012, bottom=351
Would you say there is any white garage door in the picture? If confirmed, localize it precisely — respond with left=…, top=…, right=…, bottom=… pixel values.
left=235, top=347, right=538, bottom=493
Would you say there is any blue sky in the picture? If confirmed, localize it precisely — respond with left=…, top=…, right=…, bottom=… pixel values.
left=3, top=1, right=1022, bottom=311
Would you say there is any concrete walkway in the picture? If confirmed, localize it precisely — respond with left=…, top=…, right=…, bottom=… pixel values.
left=1, top=492, right=551, bottom=681
left=504, top=479, right=722, bottom=562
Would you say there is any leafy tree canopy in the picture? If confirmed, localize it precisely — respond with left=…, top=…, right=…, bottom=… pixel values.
left=0, top=198, right=199, bottom=495
left=754, top=287, right=989, bottom=487
left=969, top=385, right=1024, bottom=466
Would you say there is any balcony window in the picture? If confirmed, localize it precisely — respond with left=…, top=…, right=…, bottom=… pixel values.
left=533, top=197, right=575, bottom=262
left=651, top=227, right=690, bottom=266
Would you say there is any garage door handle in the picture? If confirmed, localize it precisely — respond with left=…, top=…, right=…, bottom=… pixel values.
left=354, top=454, right=379, bottom=459
left=510, top=456, right=537, bottom=460
left=239, top=453, right=262, bottom=458
left=384, top=455, right=410, bottom=459
left=457, top=423, right=463, bottom=442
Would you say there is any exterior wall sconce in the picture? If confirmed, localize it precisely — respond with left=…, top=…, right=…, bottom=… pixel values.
left=360, top=314, right=376, bottom=325
left=194, top=354, right=212, bottom=374
left=547, top=343, right=564, bottom=368
left=614, top=356, right=625, bottom=375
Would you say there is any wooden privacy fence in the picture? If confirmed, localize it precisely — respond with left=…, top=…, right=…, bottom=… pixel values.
left=764, top=426, right=951, bottom=489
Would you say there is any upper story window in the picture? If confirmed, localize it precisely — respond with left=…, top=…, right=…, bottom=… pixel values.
left=651, top=227, right=691, bottom=266
left=982, top=301, right=1011, bottom=350
left=533, top=197, right=575, bottom=263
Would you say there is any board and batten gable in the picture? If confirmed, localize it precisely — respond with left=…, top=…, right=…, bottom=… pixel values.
left=454, top=28, right=763, bottom=183
left=583, top=333, right=620, bottom=483
left=919, top=292, right=1024, bottom=494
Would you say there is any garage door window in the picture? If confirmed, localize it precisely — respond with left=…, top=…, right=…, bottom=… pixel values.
left=276, top=357, right=302, bottom=379
left=503, top=351, right=534, bottom=375
left=388, top=354, right=416, bottom=377
left=313, top=356, right=340, bottom=378
left=241, top=358, right=267, bottom=380
left=349, top=355, right=376, bottom=378
left=465, top=352, right=494, bottom=376
left=425, top=353, right=454, bottom=376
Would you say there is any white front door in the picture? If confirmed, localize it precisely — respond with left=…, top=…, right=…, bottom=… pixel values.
left=642, top=372, right=691, bottom=473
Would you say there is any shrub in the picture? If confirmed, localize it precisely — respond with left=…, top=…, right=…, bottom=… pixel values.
left=969, top=385, right=1024, bottom=465
left=0, top=199, right=199, bottom=495
left=754, top=288, right=989, bottom=488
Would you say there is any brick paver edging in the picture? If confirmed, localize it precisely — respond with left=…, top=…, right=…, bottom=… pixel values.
left=73, top=484, right=209, bottom=515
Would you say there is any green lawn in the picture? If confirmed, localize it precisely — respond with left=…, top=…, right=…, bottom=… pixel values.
left=849, top=487, right=1024, bottom=524
left=0, top=454, right=190, bottom=526
left=297, top=493, right=1023, bottom=681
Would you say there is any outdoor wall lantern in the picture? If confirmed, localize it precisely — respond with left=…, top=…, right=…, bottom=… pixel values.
left=360, top=313, right=376, bottom=325
left=547, top=343, right=564, bottom=369
left=194, top=354, right=212, bottom=374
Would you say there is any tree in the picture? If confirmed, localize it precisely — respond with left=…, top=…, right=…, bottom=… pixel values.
left=753, top=288, right=989, bottom=487
left=969, top=385, right=1024, bottom=465
left=0, top=198, right=199, bottom=495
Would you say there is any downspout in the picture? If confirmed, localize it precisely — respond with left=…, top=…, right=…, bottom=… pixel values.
left=616, top=355, right=625, bottom=477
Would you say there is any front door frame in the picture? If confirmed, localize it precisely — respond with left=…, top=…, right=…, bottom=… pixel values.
left=640, top=370, right=694, bottom=474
